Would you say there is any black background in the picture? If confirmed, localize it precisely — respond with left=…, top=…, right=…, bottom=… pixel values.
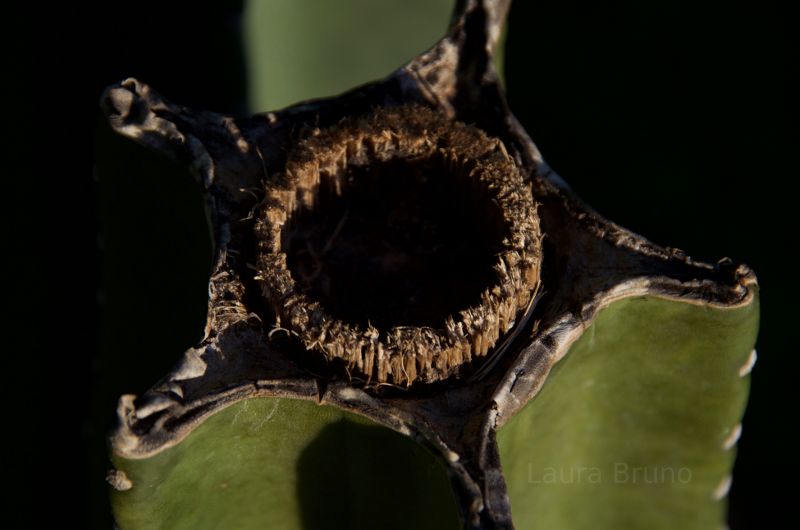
left=12, top=1, right=792, bottom=528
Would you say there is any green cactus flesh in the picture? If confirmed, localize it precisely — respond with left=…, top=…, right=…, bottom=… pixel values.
left=497, top=295, right=758, bottom=530
left=109, top=294, right=757, bottom=529
left=110, top=398, right=461, bottom=530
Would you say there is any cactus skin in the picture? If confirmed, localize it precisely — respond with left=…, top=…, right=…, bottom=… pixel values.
left=498, top=296, right=758, bottom=530
left=101, top=1, right=759, bottom=528
left=110, top=399, right=461, bottom=530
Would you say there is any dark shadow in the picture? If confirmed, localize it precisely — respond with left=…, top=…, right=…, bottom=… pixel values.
left=296, top=418, right=461, bottom=530
left=505, top=3, right=790, bottom=529
left=70, top=3, right=246, bottom=529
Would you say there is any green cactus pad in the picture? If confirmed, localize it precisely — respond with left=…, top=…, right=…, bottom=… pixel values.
left=110, top=398, right=460, bottom=530
left=497, top=294, right=759, bottom=530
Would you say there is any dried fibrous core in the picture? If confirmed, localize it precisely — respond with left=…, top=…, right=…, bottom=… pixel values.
left=255, top=105, right=541, bottom=385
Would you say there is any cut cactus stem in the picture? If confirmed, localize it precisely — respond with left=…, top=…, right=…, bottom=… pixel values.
left=101, top=0, right=759, bottom=529
left=255, top=105, right=542, bottom=386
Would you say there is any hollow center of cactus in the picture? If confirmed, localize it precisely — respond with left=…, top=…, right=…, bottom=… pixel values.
left=256, top=105, right=541, bottom=385
left=285, top=156, right=504, bottom=329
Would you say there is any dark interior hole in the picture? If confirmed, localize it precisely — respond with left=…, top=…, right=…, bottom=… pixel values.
left=284, top=156, right=506, bottom=330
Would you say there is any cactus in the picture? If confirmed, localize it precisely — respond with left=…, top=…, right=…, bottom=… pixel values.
left=101, top=1, right=759, bottom=528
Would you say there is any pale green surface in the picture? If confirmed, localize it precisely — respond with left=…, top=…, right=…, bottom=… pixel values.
left=498, top=295, right=759, bottom=530
left=243, top=0, right=454, bottom=112
left=111, top=398, right=460, bottom=530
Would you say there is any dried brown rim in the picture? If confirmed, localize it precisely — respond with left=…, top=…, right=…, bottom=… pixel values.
left=254, top=105, right=542, bottom=386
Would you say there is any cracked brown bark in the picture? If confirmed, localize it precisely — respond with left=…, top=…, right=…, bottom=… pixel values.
left=101, top=0, right=756, bottom=528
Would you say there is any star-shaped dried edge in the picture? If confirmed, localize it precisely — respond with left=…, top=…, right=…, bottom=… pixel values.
left=100, top=1, right=756, bottom=528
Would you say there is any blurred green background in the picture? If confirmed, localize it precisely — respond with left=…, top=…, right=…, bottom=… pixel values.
left=18, top=1, right=789, bottom=528
left=244, top=0, right=452, bottom=110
